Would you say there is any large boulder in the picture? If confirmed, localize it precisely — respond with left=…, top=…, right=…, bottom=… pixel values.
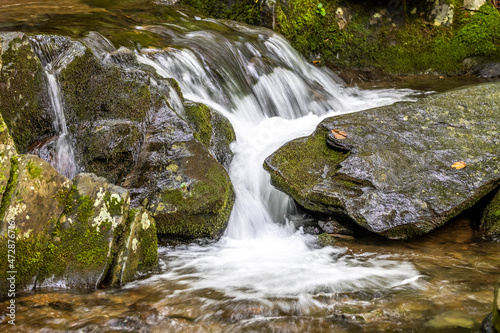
left=0, top=154, right=72, bottom=293
left=123, top=101, right=235, bottom=240
left=0, top=32, right=53, bottom=153
left=265, top=83, right=500, bottom=239
left=37, top=173, right=130, bottom=288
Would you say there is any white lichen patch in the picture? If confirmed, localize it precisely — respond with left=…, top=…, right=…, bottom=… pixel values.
left=94, top=187, right=106, bottom=207
left=132, top=238, right=138, bottom=252
left=5, top=202, right=27, bottom=221
left=92, top=206, right=114, bottom=230
left=141, top=211, right=151, bottom=230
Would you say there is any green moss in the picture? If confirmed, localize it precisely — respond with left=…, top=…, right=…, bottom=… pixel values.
left=184, top=103, right=213, bottom=147
left=154, top=142, right=235, bottom=239
left=0, top=36, right=52, bottom=152
left=0, top=155, right=19, bottom=221
left=59, top=48, right=151, bottom=124
left=26, top=160, right=43, bottom=179
left=137, top=214, right=158, bottom=269
left=38, top=193, right=113, bottom=283
left=317, top=232, right=336, bottom=247
left=481, top=188, right=500, bottom=236
left=104, top=191, right=124, bottom=216
left=264, top=126, right=348, bottom=211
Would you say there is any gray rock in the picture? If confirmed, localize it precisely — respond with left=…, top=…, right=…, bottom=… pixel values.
left=265, top=83, right=500, bottom=239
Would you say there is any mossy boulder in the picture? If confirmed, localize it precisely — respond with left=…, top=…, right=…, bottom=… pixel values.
left=123, top=101, right=235, bottom=240
left=107, top=206, right=158, bottom=286
left=0, top=32, right=53, bottom=153
left=265, top=82, right=500, bottom=239
left=184, top=102, right=236, bottom=168
left=0, top=155, right=72, bottom=294
left=58, top=44, right=151, bottom=173
left=481, top=188, right=500, bottom=238
left=37, top=173, right=130, bottom=288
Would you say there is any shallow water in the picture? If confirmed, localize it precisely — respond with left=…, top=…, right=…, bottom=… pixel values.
left=1, top=218, right=498, bottom=332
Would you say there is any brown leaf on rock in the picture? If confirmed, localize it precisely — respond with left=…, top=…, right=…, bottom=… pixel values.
left=451, top=161, right=466, bottom=169
left=332, top=129, right=347, bottom=140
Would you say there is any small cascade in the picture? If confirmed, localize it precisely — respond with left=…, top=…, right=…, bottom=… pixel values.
left=126, top=15, right=422, bottom=304
left=44, top=69, right=77, bottom=179
left=30, top=36, right=82, bottom=179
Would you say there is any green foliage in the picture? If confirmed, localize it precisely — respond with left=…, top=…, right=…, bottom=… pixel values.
left=452, top=4, right=500, bottom=59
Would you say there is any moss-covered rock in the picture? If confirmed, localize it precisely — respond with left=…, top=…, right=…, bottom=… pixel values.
left=0, top=32, right=53, bottom=153
left=481, top=188, right=500, bottom=238
left=265, top=82, right=500, bottom=239
left=184, top=102, right=236, bottom=168
left=107, top=206, right=158, bottom=286
left=0, top=155, right=72, bottom=294
left=123, top=101, right=235, bottom=240
left=37, top=173, right=129, bottom=288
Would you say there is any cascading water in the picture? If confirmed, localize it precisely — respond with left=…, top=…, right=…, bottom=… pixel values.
left=44, top=69, right=77, bottom=179
left=31, top=36, right=80, bottom=179
left=128, top=17, right=423, bottom=307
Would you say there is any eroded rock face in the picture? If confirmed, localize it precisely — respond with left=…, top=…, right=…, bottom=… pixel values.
left=265, top=83, right=500, bottom=239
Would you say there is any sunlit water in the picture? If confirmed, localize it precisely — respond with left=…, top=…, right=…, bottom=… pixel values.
left=0, top=2, right=498, bottom=332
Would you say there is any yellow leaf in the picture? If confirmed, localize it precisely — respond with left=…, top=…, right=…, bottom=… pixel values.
left=451, top=161, right=466, bottom=169
left=332, top=129, right=347, bottom=140
left=313, top=60, right=321, bottom=64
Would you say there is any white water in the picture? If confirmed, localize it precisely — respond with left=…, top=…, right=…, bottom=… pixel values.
left=45, top=69, right=77, bottom=179
left=128, top=21, right=423, bottom=306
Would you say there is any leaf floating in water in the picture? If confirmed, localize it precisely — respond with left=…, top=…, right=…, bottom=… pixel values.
left=331, top=129, right=347, bottom=140
left=451, top=161, right=466, bottom=169
left=313, top=60, right=321, bottom=64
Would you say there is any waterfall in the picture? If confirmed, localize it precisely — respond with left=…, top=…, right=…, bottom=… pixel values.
left=30, top=35, right=83, bottom=179
left=127, top=17, right=422, bottom=303
left=44, top=69, right=77, bottom=179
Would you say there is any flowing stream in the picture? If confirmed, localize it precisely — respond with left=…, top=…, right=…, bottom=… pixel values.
left=0, top=2, right=499, bottom=332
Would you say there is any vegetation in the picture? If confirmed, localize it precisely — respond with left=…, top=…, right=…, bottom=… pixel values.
left=180, top=0, right=500, bottom=75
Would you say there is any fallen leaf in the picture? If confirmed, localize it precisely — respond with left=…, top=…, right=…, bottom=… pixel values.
left=313, top=60, right=321, bottom=64
left=451, top=161, right=466, bottom=169
left=332, top=129, right=347, bottom=140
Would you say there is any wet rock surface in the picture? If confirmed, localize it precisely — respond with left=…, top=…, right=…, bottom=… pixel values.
left=123, top=101, right=235, bottom=240
left=265, top=83, right=500, bottom=239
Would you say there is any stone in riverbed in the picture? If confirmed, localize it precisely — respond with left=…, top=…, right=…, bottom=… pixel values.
left=107, top=206, right=158, bottom=286
left=37, top=173, right=130, bottom=288
left=265, top=83, right=500, bottom=239
left=123, top=101, right=235, bottom=240
left=0, top=155, right=72, bottom=293
left=0, top=32, right=53, bottom=153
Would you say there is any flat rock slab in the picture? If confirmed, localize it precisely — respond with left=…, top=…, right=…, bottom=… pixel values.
left=265, top=83, right=500, bottom=239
